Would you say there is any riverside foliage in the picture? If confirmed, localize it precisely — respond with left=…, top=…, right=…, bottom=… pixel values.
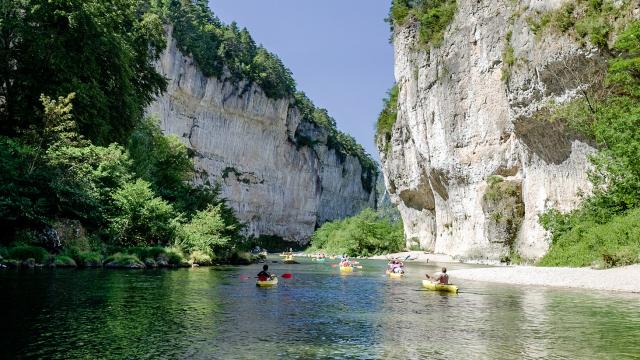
left=0, top=0, right=243, bottom=262
left=0, top=0, right=377, bottom=264
left=539, top=20, right=640, bottom=267
left=307, top=208, right=405, bottom=257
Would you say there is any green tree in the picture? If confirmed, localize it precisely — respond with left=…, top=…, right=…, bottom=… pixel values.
left=540, top=21, right=640, bottom=266
left=108, top=179, right=178, bottom=246
left=309, top=208, right=404, bottom=257
left=178, top=204, right=238, bottom=255
left=0, top=0, right=166, bottom=143
left=128, top=118, right=194, bottom=197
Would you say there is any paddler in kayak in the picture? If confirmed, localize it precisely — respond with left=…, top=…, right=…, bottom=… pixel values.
left=257, top=264, right=273, bottom=281
left=426, top=267, right=449, bottom=284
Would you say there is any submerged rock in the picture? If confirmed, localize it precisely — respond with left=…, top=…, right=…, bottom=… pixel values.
left=21, top=258, right=36, bottom=269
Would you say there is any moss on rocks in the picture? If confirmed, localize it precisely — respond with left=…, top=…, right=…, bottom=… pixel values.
left=52, top=255, right=77, bottom=267
left=104, top=253, right=145, bottom=269
left=78, top=252, right=103, bottom=267
left=482, top=176, right=524, bottom=250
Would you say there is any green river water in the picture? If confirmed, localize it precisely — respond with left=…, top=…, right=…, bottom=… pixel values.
left=1, top=258, right=639, bottom=359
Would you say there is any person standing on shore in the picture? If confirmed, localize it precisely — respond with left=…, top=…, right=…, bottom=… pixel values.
left=426, top=267, right=449, bottom=284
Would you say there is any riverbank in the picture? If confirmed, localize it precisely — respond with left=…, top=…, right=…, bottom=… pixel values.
left=369, top=251, right=640, bottom=293
left=449, top=265, right=640, bottom=293
left=0, top=245, right=262, bottom=270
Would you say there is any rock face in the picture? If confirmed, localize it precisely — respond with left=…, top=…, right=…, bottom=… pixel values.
left=147, top=28, right=376, bottom=243
left=380, top=0, right=603, bottom=261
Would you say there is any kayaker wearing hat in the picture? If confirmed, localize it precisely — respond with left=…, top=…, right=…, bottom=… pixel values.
left=426, top=267, right=449, bottom=284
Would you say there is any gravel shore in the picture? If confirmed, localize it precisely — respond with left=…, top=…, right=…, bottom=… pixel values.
left=449, top=265, right=640, bottom=293
left=369, top=251, right=640, bottom=293
left=368, top=251, right=455, bottom=263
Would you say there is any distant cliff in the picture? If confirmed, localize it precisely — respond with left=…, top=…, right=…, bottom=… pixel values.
left=377, top=0, right=625, bottom=261
left=147, top=28, right=376, bottom=243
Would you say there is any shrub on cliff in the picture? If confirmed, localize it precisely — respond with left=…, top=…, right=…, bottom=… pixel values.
left=539, top=20, right=640, bottom=267
left=376, top=84, right=399, bottom=154
left=388, top=0, right=458, bottom=47
left=167, top=0, right=295, bottom=99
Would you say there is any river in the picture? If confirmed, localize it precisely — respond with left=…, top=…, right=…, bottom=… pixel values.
left=1, top=258, right=639, bottom=359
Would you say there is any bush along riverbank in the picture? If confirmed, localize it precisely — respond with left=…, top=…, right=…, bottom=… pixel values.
left=306, top=208, right=404, bottom=257
left=535, top=19, right=640, bottom=268
left=0, top=245, right=261, bottom=270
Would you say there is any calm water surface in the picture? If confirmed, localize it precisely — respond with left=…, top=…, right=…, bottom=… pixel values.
left=1, top=259, right=639, bottom=359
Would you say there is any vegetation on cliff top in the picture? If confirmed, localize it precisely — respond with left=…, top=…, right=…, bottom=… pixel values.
left=388, top=0, right=457, bottom=47
left=166, top=0, right=296, bottom=99
left=307, top=208, right=404, bottom=257
left=526, top=0, right=634, bottom=48
left=168, top=0, right=377, bottom=188
left=539, top=20, right=640, bottom=267
left=294, top=92, right=378, bottom=192
left=375, top=84, right=400, bottom=155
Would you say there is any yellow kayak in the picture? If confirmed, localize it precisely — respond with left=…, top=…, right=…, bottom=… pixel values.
left=422, top=280, right=458, bottom=293
left=386, top=270, right=405, bottom=278
left=283, top=255, right=299, bottom=264
left=339, top=266, right=353, bottom=273
left=256, top=277, right=278, bottom=287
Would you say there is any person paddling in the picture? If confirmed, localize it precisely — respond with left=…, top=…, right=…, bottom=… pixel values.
left=257, top=264, right=273, bottom=281
left=426, top=267, right=449, bottom=284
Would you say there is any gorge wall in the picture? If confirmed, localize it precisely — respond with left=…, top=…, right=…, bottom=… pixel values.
left=379, top=0, right=618, bottom=261
left=147, top=28, right=376, bottom=243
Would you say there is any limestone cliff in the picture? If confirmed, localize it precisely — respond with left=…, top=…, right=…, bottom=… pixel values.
left=147, top=28, right=376, bottom=244
left=379, top=0, right=619, bottom=261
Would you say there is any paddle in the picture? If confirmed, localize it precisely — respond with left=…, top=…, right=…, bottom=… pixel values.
left=240, top=273, right=292, bottom=280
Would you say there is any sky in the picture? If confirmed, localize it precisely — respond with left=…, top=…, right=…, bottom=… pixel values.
left=210, top=0, right=395, bottom=161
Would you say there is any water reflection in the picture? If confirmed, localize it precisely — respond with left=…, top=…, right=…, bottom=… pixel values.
left=0, top=260, right=639, bottom=359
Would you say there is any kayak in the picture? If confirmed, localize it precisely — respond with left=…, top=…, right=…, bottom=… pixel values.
left=386, top=270, right=405, bottom=278
left=339, top=266, right=353, bottom=273
left=315, top=258, right=326, bottom=262
left=283, top=255, right=299, bottom=264
left=256, top=277, right=278, bottom=287
left=421, top=280, right=458, bottom=293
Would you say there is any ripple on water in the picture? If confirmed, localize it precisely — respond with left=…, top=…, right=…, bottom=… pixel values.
left=0, top=261, right=639, bottom=359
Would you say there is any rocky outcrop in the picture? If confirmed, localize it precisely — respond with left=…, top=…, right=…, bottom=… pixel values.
left=146, top=27, right=376, bottom=244
left=380, top=0, right=608, bottom=261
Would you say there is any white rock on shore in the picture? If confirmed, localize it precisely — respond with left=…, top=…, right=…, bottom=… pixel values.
left=449, top=265, right=640, bottom=293
left=368, top=251, right=454, bottom=263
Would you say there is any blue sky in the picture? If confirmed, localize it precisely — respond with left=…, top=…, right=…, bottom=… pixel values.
left=210, top=1, right=395, bottom=160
